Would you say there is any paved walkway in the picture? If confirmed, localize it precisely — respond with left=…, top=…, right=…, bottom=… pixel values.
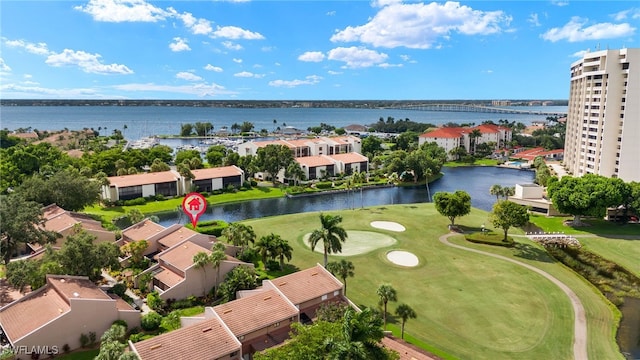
left=548, top=162, right=569, bottom=178
left=101, top=270, right=151, bottom=314
left=439, top=233, right=588, bottom=360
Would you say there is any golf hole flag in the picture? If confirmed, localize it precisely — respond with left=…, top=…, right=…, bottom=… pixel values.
left=182, top=192, right=207, bottom=228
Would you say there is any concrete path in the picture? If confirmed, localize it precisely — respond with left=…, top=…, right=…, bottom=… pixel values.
left=439, top=233, right=588, bottom=360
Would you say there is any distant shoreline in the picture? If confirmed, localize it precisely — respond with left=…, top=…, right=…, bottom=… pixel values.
left=0, top=99, right=569, bottom=108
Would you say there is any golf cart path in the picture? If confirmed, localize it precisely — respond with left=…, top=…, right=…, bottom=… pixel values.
left=439, top=233, right=588, bottom=360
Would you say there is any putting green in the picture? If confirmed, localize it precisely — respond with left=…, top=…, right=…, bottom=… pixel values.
left=303, top=230, right=397, bottom=256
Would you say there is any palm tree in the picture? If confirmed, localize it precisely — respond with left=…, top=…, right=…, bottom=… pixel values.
left=272, top=236, right=293, bottom=270
left=222, top=223, right=256, bottom=255
left=330, top=307, right=385, bottom=360
left=326, top=259, right=355, bottom=295
left=490, top=184, right=503, bottom=200
left=308, top=213, right=348, bottom=267
left=395, top=303, right=417, bottom=339
left=255, top=233, right=278, bottom=269
left=192, top=251, right=212, bottom=296
left=502, top=186, right=515, bottom=199
left=469, top=129, right=482, bottom=154
left=286, top=161, right=306, bottom=186
left=376, top=283, right=397, bottom=329
left=425, top=168, right=433, bottom=202
left=210, top=242, right=227, bottom=295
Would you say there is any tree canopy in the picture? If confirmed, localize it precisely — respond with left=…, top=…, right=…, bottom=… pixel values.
left=17, top=168, right=101, bottom=211
left=255, top=144, right=295, bottom=183
left=308, top=213, right=348, bottom=267
left=433, top=190, right=472, bottom=226
left=489, top=200, right=530, bottom=241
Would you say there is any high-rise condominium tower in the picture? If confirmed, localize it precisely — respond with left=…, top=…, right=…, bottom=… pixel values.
left=564, top=48, right=639, bottom=182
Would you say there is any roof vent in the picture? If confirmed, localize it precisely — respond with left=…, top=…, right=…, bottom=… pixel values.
left=60, top=279, right=66, bottom=283
left=278, top=282, right=287, bottom=286
left=223, top=309, right=232, bottom=314
left=150, top=344, right=162, bottom=350
left=311, top=272, right=318, bottom=276
left=263, top=296, right=272, bottom=301
left=73, top=292, right=80, bottom=297
left=202, top=327, right=212, bottom=333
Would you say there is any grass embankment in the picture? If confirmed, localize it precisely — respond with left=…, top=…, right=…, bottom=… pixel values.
left=241, top=204, right=622, bottom=360
left=444, top=159, right=500, bottom=167
left=529, top=214, right=640, bottom=277
left=83, top=186, right=286, bottom=223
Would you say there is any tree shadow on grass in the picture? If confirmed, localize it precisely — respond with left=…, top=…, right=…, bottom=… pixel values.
left=512, top=243, right=555, bottom=263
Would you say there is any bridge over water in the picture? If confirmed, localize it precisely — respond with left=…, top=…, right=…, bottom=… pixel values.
left=387, top=104, right=567, bottom=117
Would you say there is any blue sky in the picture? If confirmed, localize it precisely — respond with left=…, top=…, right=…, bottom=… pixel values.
left=1, top=0, right=638, bottom=100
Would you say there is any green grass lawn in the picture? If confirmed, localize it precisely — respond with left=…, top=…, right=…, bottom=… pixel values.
left=56, top=349, right=99, bottom=360
left=241, top=204, right=622, bottom=360
left=444, top=159, right=500, bottom=167
left=529, top=214, right=640, bottom=236
left=83, top=186, right=286, bottom=222
left=0, top=264, right=5, bottom=279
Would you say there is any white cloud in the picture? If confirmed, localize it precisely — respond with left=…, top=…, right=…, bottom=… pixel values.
left=551, top=0, right=569, bottom=6
left=0, top=58, right=11, bottom=72
left=571, top=50, right=589, bottom=58
left=0, top=83, right=101, bottom=98
left=298, top=51, right=326, bottom=62
left=327, top=70, right=342, bottom=75
left=528, top=13, right=541, bottom=27
left=176, top=71, right=203, bottom=81
left=331, top=1, right=512, bottom=49
left=113, top=82, right=236, bottom=97
left=268, top=75, right=322, bottom=88
left=233, top=71, right=264, bottom=78
left=222, top=41, right=243, bottom=50
left=212, top=26, right=265, bottom=40
left=612, top=8, right=640, bottom=21
left=4, top=39, right=51, bottom=55
left=45, top=49, right=133, bottom=74
left=174, top=11, right=213, bottom=35
left=204, top=64, right=223, bottom=72
left=327, top=47, right=388, bottom=68
left=378, top=63, right=403, bottom=68
left=169, top=37, right=191, bottom=52
left=74, top=0, right=169, bottom=22
left=541, top=17, right=635, bottom=42
left=327, top=11, right=336, bottom=16
left=233, top=58, right=243, bottom=63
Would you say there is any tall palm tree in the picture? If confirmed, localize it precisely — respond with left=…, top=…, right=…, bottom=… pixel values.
left=286, top=161, right=306, bottom=186
left=469, top=129, right=482, bottom=154
left=326, top=259, right=355, bottom=295
left=210, top=242, right=227, bottom=295
left=192, top=251, right=212, bottom=296
left=395, top=303, right=417, bottom=339
left=255, top=233, right=278, bottom=269
left=490, top=184, right=503, bottom=200
left=330, top=307, right=385, bottom=360
left=308, top=213, right=348, bottom=267
left=502, top=186, right=515, bottom=199
left=376, top=283, right=397, bottom=330
left=272, top=236, right=293, bottom=270
left=222, top=223, right=256, bottom=255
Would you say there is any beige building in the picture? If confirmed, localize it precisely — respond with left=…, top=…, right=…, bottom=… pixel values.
left=0, top=275, right=140, bottom=356
left=564, top=48, right=640, bottom=182
left=237, top=136, right=362, bottom=157
left=418, top=124, right=512, bottom=160
left=508, top=184, right=562, bottom=216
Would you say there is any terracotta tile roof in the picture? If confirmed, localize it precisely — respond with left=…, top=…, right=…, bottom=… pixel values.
left=420, top=127, right=466, bottom=139
left=329, top=152, right=368, bottom=164
left=159, top=240, right=211, bottom=271
left=270, top=265, right=343, bottom=306
left=295, top=155, right=335, bottom=168
left=42, top=204, right=66, bottom=220
left=157, top=226, right=200, bottom=249
left=284, top=139, right=313, bottom=147
left=214, top=289, right=298, bottom=336
left=42, top=212, right=79, bottom=233
left=0, top=276, right=111, bottom=343
left=48, top=276, right=111, bottom=301
left=473, top=123, right=502, bottom=134
left=123, top=219, right=166, bottom=242
left=154, top=267, right=184, bottom=287
left=381, top=336, right=440, bottom=360
left=191, top=166, right=243, bottom=180
left=132, top=315, right=240, bottom=360
left=108, top=294, right=138, bottom=311
left=0, top=287, right=70, bottom=342
left=108, top=171, right=179, bottom=188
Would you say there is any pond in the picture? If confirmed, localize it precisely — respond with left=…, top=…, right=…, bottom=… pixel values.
left=157, top=166, right=535, bottom=226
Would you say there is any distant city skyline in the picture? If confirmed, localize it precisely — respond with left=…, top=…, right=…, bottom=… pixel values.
left=1, top=1, right=638, bottom=100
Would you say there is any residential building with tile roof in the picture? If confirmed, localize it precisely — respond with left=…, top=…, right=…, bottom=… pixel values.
left=0, top=275, right=139, bottom=355
left=190, top=165, right=244, bottom=193
left=419, top=124, right=512, bottom=160
left=103, top=170, right=181, bottom=201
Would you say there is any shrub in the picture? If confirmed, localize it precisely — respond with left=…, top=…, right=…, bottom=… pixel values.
left=110, top=283, right=127, bottom=297
left=242, top=181, right=253, bottom=189
left=62, top=344, right=70, bottom=353
left=266, top=260, right=281, bottom=271
left=124, top=197, right=146, bottom=206
left=112, top=319, right=128, bottom=331
left=237, top=247, right=258, bottom=263
left=146, top=291, right=165, bottom=313
left=250, top=180, right=257, bottom=187
left=79, top=333, right=90, bottom=348
left=315, top=181, right=333, bottom=189
left=141, top=312, right=162, bottom=331
left=89, top=331, right=96, bottom=346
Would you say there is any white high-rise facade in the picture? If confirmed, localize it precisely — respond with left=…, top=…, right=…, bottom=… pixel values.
left=564, top=48, right=640, bottom=182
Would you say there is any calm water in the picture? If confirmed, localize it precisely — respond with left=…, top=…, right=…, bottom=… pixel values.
left=157, top=166, right=535, bottom=226
left=0, top=106, right=567, bottom=137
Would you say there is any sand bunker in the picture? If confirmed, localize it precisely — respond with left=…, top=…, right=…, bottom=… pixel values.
left=303, top=230, right=396, bottom=256
left=370, top=221, right=406, bottom=232
left=386, top=250, right=419, bottom=267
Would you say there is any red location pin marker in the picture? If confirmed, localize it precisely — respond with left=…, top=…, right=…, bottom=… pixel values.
left=182, top=192, right=207, bottom=228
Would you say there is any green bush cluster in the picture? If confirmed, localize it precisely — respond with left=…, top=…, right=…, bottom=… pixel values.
left=464, top=232, right=515, bottom=247
left=188, top=219, right=229, bottom=237
left=315, top=182, right=334, bottom=189
left=141, top=312, right=162, bottom=331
